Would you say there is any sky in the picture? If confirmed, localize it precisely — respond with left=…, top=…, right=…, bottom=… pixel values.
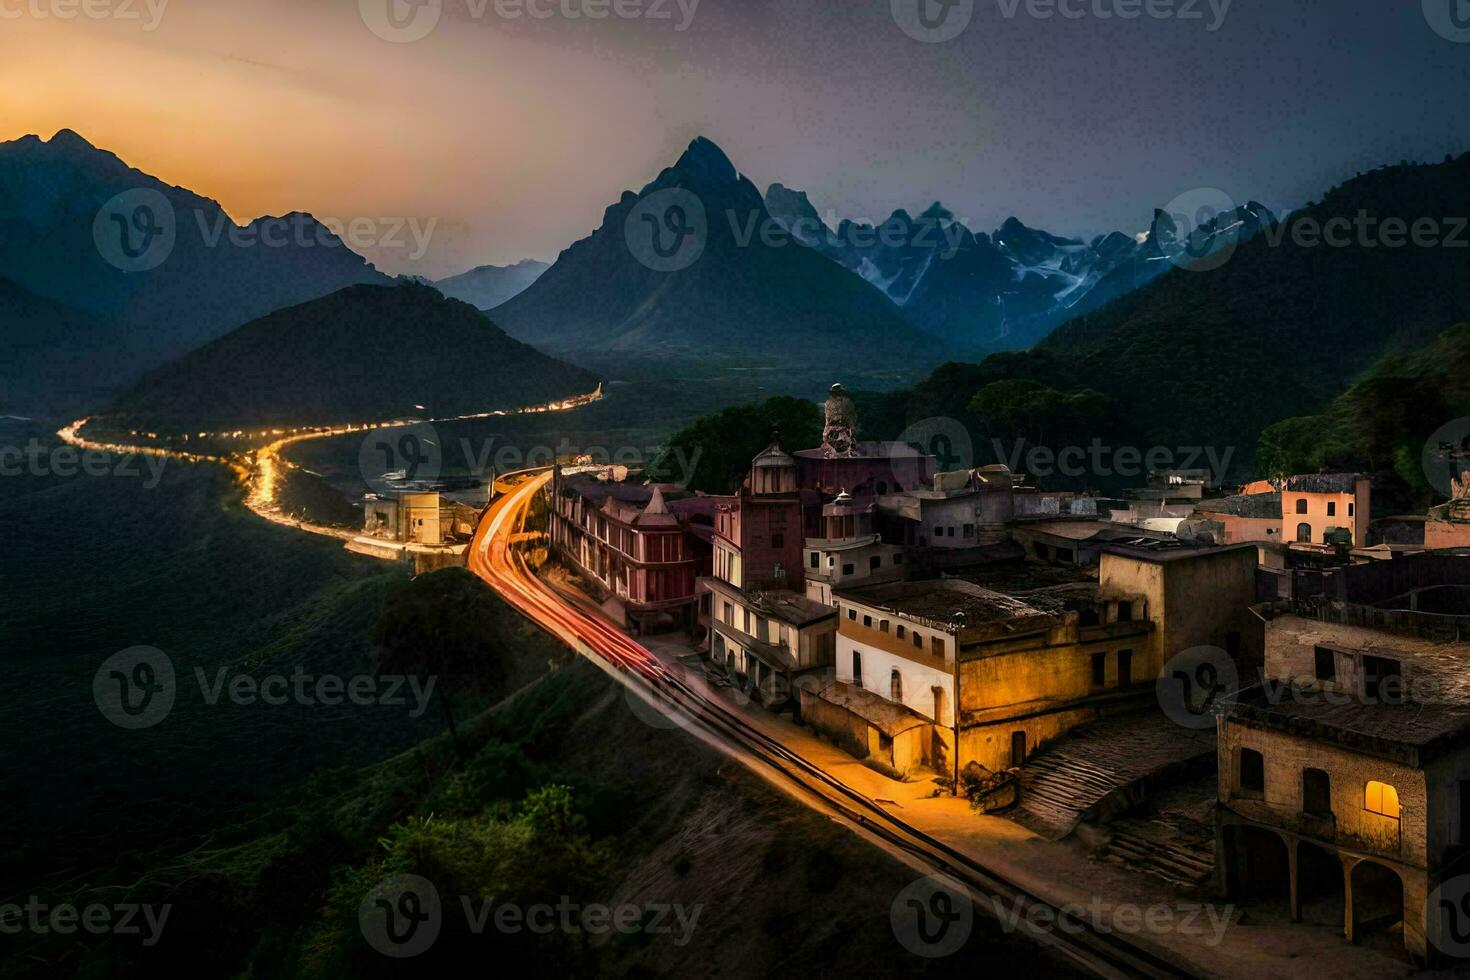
left=3, top=0, right=1469, bottom=278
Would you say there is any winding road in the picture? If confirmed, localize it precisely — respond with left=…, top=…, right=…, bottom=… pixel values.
left=468, top=470, right=1197, bottom=980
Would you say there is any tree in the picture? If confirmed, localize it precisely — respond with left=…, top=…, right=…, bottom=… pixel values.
left=650, top=395, right=821, bottom=493
left=374, top=568, right=511, bottom=754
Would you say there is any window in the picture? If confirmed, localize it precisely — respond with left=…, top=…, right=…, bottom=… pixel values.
left=1296, top=523, right=1312, bottom=543
left=1327, top=502, right=1337, bottom=517
left=724, top=602, right=734, bottom=625
left=1117, top=601, right=1134, bottom=622
left=964, top=523, right=976, bottom=539
left=947, top=526, right=956, bottom=537
left=912, top=631, right=923, bottom=649
left=851, top=651, right=863, bottom=688
left=1080, top=609, right=1101, bottom=627
left=1314, top=646, right=1337, bottom=683
left=809, top=552, right=819, bottom=569
left=1362, top=655, right=1403, bottom=705
left=896, top=625, right=906, bottom=640
left=1091, top=652, right=1106, bottom=687
left=1117, top=650, right=1133, bottom=686
left=1238, top=749, right=1265, bottom=796
left=879, top=619, right=890, bottom=633
left=870, top=555, right=883, bottom=571
left=890, top=669, right=902, bottom=701
left=863, top=615, right=873, bottom=628
left=842, top=563, right=856, bottom=576
left=1349, top=502, right=1355, bottom=517
left=931, top=637, right=944, bottom=657
left=1296, top=499, right=1308, bottom=514
left=1303, top=768, right=1331, bottom=817
left=847, top=608, right=856, bottom=621
left=1365, top=780, right=1400, bottom=820
left=771, top=533, right=784, bottom=548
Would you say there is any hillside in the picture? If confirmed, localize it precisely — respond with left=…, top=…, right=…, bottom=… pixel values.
left=2, top=619, right=1073, bottom=976
left=0, top=276, right=145, bottom=414
left=1257, top=322, right=1470, bottom=508
left=490, top=138, right=947, bottom=376
left=0, top=129, right=389, bottom=393
left=106, top=283, right=600, bottom=430
left=863, top=153, right=1470, bottom=476
left=435, top=259, right=548, bottom=309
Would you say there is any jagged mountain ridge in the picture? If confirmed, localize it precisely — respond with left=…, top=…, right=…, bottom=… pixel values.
left=765, top=181, right=1276, bottom=356
left=489, top=138, right=947, bottom=376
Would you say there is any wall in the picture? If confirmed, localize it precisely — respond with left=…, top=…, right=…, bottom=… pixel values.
left=1219, top=719, right=1428, bottom=868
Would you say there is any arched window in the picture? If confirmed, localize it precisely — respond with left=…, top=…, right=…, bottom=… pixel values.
left=1297, top=523, right=1312, bottom=543
left=890, top=669, right=903, bottom=701
left=1296, top=499, right=1309, bottom=514
left=1365, top=780, right=1400, bottom=819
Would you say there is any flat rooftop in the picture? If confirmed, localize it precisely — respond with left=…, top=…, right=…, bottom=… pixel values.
left=836, top=579, right=1050, bottom=628
left=1231, top=684, right=1470, bottom=764
left=1100, top=540, right=1258, bottom=564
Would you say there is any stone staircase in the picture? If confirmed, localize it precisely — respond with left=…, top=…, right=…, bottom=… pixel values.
left=1011, top=712, right=1215, bottom=839
left=1099, top=817, right=1216, bottom=893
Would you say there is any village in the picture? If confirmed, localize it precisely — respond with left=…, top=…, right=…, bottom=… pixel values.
left=494, top=382, right=1470, bottom=967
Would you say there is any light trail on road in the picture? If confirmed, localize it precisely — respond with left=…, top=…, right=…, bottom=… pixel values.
left=469, top=471, right=1198, bottom=980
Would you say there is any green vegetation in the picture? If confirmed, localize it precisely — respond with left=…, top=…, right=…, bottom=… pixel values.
left=374, top=568, right=517, bottom=751
left=650, top=395, right=821, bottom=492
left=1257, top=322, right=1470, bottom=509
left=861, top=154, right=1470, bottom=479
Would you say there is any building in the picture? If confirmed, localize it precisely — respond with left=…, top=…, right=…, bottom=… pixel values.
left=549, top=471, right=714, bottom=634
left=792, top=384, right=936, bottom=497
left=700, top=439, right=837, bottom=705
left=363, top=491, right=443, bottom=545
left=1216, top=556, right=1470, bottom=961
left=802, top=491, right=907, bottom=606
left=1193, top=492, right=1284, bottom=544
left=1278, top=473, right=1372, bottom=547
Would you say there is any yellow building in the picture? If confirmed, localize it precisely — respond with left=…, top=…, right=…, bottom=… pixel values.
left=808, top=541, right=1258, bottom=785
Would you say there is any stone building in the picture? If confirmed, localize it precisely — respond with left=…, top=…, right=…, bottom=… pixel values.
left=1215, top=552, right=1470, bottom=962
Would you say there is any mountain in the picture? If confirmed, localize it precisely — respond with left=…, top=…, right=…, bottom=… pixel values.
left=435, top=258, right=549, bottom=309
left=862, top=153, right=1470, bottom=477
left=105, top=283, right=600, bottom=431
left=0, top=277, right=144, bottom=415
left=765, top=183, right=1274, bottom=356
left=0, top=129, right=390, bottom=388
left=489, top=138, right=946, bottom=375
